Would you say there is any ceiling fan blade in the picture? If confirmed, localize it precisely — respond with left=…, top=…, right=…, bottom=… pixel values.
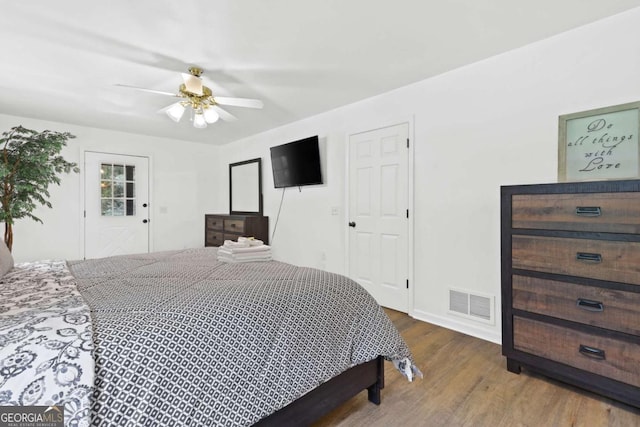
left=212, top=105, right=238, bottom=122
left=181, top=73, right=203, bottom=96
left=116, top=84, right=176, bottom=97
left=214, top=96, right=264, bottom=109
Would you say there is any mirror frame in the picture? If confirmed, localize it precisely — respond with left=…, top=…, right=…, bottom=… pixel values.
left=229, top=158, right=263, bottom=216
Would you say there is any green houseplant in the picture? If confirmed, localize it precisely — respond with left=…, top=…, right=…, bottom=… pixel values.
left=0, top=126, right=79, bottom=251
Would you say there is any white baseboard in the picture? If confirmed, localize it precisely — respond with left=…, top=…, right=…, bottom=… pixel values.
left=410, top=309, right=502, bottom=344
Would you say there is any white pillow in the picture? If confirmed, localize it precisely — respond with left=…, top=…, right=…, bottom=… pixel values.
left=0, top=238, right=14, bottom=277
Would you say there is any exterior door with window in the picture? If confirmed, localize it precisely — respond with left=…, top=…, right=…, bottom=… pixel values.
left=84, top=152, right=150, bottom=259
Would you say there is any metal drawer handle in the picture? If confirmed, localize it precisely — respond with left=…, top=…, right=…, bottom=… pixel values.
left=575, top=206, right=602, bottom=217
left=576, top=298, right=604, bottom=312
left=576, top=252, right=602, bottom=263
left=579, top=344, right=606, bottom=360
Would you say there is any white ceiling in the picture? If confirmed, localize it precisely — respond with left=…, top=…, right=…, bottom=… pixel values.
left=1, top=1, right=639, bottom=145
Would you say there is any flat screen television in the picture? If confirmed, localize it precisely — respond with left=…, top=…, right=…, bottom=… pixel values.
left=270, top=136, right=322, bottom=188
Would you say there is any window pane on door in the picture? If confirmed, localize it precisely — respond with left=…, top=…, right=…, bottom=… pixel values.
left=113, top=182, right=124, bottom=198
left=101, top=163, right=136, bottom=217
left=126, top=199, right=135, bottom=216
left=113, top=165, right=124, bottom=181
left=100, top=164, right=112, bottom=180
left=100, top=181, right=111, bottom=197
left=101, top=199, right=112, bottom=216
left=113, top=200, right=124, bottom=216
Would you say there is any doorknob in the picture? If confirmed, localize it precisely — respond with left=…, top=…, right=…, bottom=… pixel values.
left=143, top=203, right=148, bottom=208
left=348, top=221, right=356, bottom=228
left=142, top=219, right=149, bottom=224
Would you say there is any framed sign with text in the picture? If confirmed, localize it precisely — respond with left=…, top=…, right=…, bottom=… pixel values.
left=558, top=101, right=640, bottom=182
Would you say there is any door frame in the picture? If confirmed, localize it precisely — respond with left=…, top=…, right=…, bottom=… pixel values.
left=80, top=149, right=154, bottom=260
left=345, top=116, right=415, bottom=316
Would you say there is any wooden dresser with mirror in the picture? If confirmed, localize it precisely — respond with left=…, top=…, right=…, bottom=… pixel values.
left=205, top=157, right=269, bottom=247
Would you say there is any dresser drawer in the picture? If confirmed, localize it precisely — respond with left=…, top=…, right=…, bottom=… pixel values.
left=511, top=193, right=640, bottom=234
left=206, top=216, right=224, bottom=231
left=513, top=275, right=640, bottom=336
left=205, top=231, right=224, bottom=246
left=514, top=317, right=640, bottom=387
left=512, top=235, right=640, bottom=286
left=205, top=214, right=269, bottom=247
left=205, top=232, right=247, bottom=247
left=224, top=219, right=245, bottom=233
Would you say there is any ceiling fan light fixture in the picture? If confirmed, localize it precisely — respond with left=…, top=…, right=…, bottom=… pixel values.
left=182, top=73, right=203, bottom=96
left=123, top=67, right=262, bottom=129
left=193, top=113, right=207, bottom=129
left=203, top=107, right=219, bottom=124
left=166, top=102, right=186, bottom=122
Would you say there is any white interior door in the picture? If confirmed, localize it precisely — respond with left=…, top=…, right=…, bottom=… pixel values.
left=84, top=152, right=150, bottom=259
left=348, top=123, right=409, bottom=312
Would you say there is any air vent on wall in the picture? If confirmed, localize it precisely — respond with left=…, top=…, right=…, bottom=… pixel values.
left=448, top=288, right=494, bottom=324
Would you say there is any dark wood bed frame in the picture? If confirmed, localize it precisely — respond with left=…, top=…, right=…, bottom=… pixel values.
left=256, top=356, right=385, bottom=426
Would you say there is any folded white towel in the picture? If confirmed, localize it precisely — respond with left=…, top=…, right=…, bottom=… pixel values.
left=237, top=237, right=264, bottom=246
left=217, top=253, right=272, bottom=263
left=218, top=245, right=271, bottom=254
left=218, top=237, right=270, bottom=263
left=219, top=259, right=266, bottom=263
left=227, top=252, right=272, bottom=260
left=218, top=256, right=271, bottom=263
left=223, top=240, right=250, bottom=248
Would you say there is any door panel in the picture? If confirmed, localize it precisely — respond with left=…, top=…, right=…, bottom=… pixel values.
left=356, top=231, right=373, bottom=282
left=380, top=234, right=399, bottom=287
left=381, top=164, right=399, bottom=216
left=349, top=123, right=409, bottom=312
left=84, top=152, right=150, bottom=259
left=356, top=167, right=373, bottom=215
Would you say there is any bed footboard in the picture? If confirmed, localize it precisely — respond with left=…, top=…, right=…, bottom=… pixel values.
left=256, top=356, right=385, bottom=426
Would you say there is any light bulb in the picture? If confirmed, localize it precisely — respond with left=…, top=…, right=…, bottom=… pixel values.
left=166, top=103, right=186, bottom=122
left=193, top=113, right=207, bottom=129
left=203, top=107, right=219, bottom=124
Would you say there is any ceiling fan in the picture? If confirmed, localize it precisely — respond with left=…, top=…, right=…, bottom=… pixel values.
left=117, top=67, right=264, bottom=129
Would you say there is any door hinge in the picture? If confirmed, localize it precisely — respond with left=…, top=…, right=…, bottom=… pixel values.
left=83, top=210, right=86, bottom=218
left=406, top=209, right=409, bottom=218
left=406, top=138, right=409, bottom=148
left=406, top=279, right=409, bottom=289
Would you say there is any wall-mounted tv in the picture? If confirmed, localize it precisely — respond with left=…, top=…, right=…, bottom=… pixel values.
left=270, top=136, right=323, bottom=188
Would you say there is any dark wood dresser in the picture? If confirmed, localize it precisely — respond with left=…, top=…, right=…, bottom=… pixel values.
left=501, top=179, right=640, bottom=408
left=204, top=214, right=269, bottom=247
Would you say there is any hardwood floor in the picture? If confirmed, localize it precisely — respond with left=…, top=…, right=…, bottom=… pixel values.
left=314, top=309, right=640, bottom=427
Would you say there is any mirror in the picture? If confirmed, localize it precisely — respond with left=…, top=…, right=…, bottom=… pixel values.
left=229, top=158, right=263, bottom=215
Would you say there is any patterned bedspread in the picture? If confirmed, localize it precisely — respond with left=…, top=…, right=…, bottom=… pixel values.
left=0, top=261, right=94, bottom=426
left=2, top=248, right=418, bottom=427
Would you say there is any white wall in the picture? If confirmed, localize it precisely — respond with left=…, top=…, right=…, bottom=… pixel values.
left=0, top=113, right=219, bottom=263
left=212, top=8, right=640, bottom=343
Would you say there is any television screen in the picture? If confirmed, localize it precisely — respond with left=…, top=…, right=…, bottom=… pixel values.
left=270, top=136, right=322, bottom=188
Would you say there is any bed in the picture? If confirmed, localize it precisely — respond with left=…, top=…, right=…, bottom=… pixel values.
left=0, top=246, right=420, bottom=426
